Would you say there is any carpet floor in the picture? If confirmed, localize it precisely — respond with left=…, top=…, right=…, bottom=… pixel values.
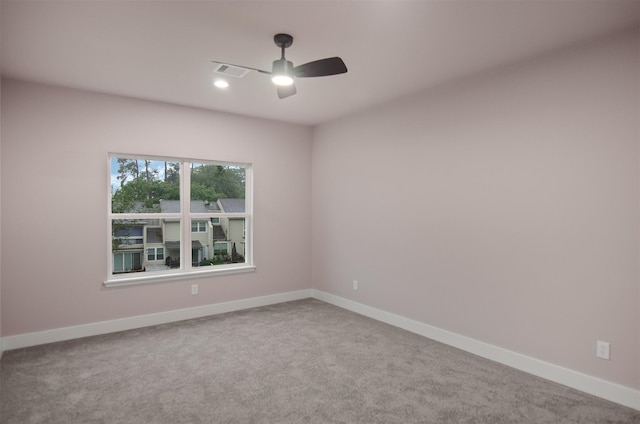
left=1, top=298, right=638, bottom=423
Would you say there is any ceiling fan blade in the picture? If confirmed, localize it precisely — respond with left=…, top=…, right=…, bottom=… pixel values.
left=293, top=57, right=347, bottom=78
left=211, top=60, right=270, bottom=74
left=277, top=84, right=297, bottom=99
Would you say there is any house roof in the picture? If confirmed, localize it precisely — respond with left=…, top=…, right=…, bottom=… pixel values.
left=207, top=202, right=221, bottom=211
left=218, top=198, right=245, bottom=213
left=212, top=225, right=226, bottom=241
left=160, top=200, right=219, bottom=214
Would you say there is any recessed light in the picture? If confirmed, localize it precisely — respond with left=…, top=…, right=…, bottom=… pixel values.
left=214, top=79, right=229, bottom=89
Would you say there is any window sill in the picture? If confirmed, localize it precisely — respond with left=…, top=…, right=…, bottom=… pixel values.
left=104, top=265, right=256, bottom=288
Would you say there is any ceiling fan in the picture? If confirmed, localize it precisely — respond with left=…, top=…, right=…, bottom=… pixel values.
left=212, top=33, right=348, bottom=99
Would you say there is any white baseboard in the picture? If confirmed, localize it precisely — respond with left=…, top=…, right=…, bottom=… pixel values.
left=311, top=289, right=640, bottom=411
left=1, top=289, right=312, bottom=351
left=2, top=287, right=638, bottom=411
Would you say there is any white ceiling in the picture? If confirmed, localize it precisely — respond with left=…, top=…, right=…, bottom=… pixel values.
left=1, top=1, right=638, bottom=126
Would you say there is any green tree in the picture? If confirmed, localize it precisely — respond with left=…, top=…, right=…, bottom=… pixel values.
left=190, top=182, right=222, bottom=203
left=112, top=161, right=244, bottom=213
left=142, top=160, right=158, bottom=181
left=117, top=158, right=139, bottom=184
left=112, top=176, right=178, bottom=213
left=190, top=165, right=245, bottom=200
left=165, top=162, right=180, bottom=184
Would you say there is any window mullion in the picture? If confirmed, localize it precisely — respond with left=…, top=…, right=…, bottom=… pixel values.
left=181, top=160, right=192, bottom=271
left=244, top=164, right=253, bottom=266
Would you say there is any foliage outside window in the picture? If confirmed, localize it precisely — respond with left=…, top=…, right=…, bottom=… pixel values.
left=107, top=154, right=253, bottom=285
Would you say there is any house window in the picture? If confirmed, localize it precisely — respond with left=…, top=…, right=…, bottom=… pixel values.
left=191, top=221, right=207, bottom=232
left=147, top=247, right=164, bottom=261
left=113, top=223, right=144, bottom=245
left=107, top=154, right=253, bottom=286
left=113, top=252, right=142, bottom=273
left=213, top=241, right=229, bottom=256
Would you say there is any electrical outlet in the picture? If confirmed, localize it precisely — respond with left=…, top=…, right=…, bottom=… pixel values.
left=596, top=340, right=610, bottom=360
left=191, top=284, right=199, bottom=295
left=353, top=280, right=358, bottom=290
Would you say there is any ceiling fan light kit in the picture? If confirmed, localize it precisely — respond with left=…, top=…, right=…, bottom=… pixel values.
left=271, top=59, right=294, bottom=86
left=212, top=33, right=347, bottom=99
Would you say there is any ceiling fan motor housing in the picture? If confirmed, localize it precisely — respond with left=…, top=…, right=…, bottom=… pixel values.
left=272, top=59, right=294, bottom=75
left=271, top=59, right=295, bottom=86
left=274, top=33, right=294, bottom=49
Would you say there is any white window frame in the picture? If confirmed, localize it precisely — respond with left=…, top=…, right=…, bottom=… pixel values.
left=105, top=153, right=254, bottom=287
left=191, top=221, right=207, bottom=232
left=146, top=247, right=165, bottom=261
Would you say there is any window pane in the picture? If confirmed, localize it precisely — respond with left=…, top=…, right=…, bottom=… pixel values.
left=113, top=253, right=123, bottom=272
left=112, top=219, right=181, bottom=275
left=161, top=222, right=181, bottom=270
left=132, top=253, right=142, bottom=270
left=114, top=226, right=141, bottom=237
left=112, top=220, right=144, bottom=247
left=228, top=218, right=246, bottom=263
left=191, top=221, right=207, bottom=232
left=213, top=242, right=228, bottom=256
left=190, top=163, right=246, bottom=212
left=199, top=218, right=245, bottom=267
left=111, top=157, right=180, bottom=213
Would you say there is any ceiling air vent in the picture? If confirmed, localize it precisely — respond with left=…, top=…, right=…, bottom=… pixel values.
left=214, top=63, right=250, bottom=78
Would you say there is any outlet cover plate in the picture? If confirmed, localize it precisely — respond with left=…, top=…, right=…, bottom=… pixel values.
left=596, top=340, right=610, bottom=360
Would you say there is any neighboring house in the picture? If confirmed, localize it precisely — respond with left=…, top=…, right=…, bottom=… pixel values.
left=112, top=222, right=145, bottom=273
left=217, top=198, right=246, bottom=261
left=112, top=201, right=152, bottom=273
left=112, top=199, right=245, bottom=274
left=159, top=200, right=220, bottom=268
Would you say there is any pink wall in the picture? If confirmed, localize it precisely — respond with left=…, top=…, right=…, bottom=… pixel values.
left=0, top=64, right=3, bottom=345
left=0, top=3, right=4, bottom=345
left=312, top=29, right=639, bottom=389
left=1, top=80, right=312, bottom=336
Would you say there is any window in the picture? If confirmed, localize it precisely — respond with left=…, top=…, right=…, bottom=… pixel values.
left=213, top=241, right=229, bottom=256
left=113, top=223, right=144, bottom=245
left=113, top=252, right=142, bottom=273
left=107, top=154, right=253, bottom=286
left=191, top=221, right=207, bottom=232
left=147, top=247, right=164, bottom=261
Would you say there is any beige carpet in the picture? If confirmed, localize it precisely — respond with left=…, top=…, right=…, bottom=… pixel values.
left=1, top=299, right=638, bottom=423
